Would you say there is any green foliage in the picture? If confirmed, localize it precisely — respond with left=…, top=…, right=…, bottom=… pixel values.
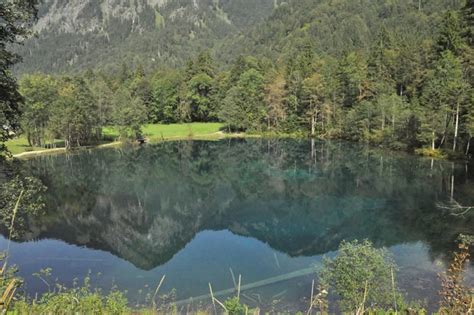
left=0, top=0, right=37, bottom=157
left=6, top=0, right=473, bottom=158
left=103, top=123, right=223, bottom=142
left=436, top=11, right=466, bottom=56
left=12, top=275, right=130, bottom=314
left=150, top=70, right=182, bottom=123
left=415, top=148, right=447, bottom=159
left=112, top=89, right=147, bottom=140
left=185, top=73, right=217, bottom=122
left=15, top=0, right=277, bottom=74
left=320, top=240, right=401, bottom=313
left=420, top=51, right=469, bottom=150
left=49, top=77, right=101, bottom=148
left=0, top=176, right=46, bottom=238
left=219, top=68, right=266, bottom=131
left=338, top=52, right=368, bottom=108
left=19, top=74, right=58, bottom=147
left=223, top=297, right=247, bottom=315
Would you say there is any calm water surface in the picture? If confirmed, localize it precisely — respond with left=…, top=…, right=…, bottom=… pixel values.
left=1, top=139, right=473, bottom=312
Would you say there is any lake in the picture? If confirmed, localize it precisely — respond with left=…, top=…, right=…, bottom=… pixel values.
left=1, top=139, right=473, bottom=312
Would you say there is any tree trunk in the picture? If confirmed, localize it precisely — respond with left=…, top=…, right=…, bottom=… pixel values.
left=432, top=132, right=436, bottom=150
left=381, top=110, right=385, bottom=131
left=450, top=163, right=455, bottom=201
left=321, top=111, right=325, bottom=132
left=311, top=115, right=316, bottom=137
left=453, top=101, right=460, bottom=151
left=466, top=136, right=471, bottom=156
left=27, top=133, right=32, bottom=147
left=440, top=113, right=452, bottom=147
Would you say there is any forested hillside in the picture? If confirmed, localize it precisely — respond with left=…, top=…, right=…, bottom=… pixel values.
left=16, top=0, right=465, bottom=74
left=218, top=0, right=464, bottom=60
left=15, top=0, right=278, bottom=73
left=9, top=0, right=474, bottom=157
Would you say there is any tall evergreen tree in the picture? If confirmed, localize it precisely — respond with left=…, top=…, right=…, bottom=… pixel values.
left=436, top=11, right=465, bottom=56
left=219, top=68, right=266, bottom=131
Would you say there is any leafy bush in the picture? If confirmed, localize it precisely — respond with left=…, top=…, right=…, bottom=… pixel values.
left=12, top=276, right=130, bottom=314
left=320, top=240, right=402, bottom=313
left=224, top=297, right=247, bottom=315
left=415, top=148, right=447, bottom=159
left=438, top=236, right=473, bottom=314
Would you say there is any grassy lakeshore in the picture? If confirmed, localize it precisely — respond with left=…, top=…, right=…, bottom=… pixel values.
left=103, top=122, right=224, bottom=141
left=7, top=123, right=226, bottom=157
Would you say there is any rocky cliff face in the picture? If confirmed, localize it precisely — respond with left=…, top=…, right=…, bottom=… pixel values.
left=15, top=0, right=276, bottom=73
left=35, top=0, right=171, bottom=34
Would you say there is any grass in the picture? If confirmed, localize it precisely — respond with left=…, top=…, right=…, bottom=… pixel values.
left=4, top=137, right=43, bottom=155
left=6, top=123, right=225, bottom=156
left=5, top=138, right=66, bottom=155
left=103, top=123, right=224, bottom=141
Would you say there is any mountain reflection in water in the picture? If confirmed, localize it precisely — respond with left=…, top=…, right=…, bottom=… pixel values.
left=1, top=139, right=473, bottom=310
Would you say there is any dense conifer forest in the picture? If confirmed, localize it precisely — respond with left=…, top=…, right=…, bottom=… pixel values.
left=9, top=0, right=473, bottom=156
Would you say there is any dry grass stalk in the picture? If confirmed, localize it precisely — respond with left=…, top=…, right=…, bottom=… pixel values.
left=439, top=241, right=473, bottom=314
left=208, top=283, right=217, bottom=315
left=0, top=278, right=18, bottom=310
left=0, top=191, right=24, bottom=313
left=391, top=267, right=398, bottom=313
left=437, top=199, right=473, bottom=217
left=209, top=283, right=227, bottom=313
left=151, top=275, right=166, bottom=312
left=229, top=268, right=237, bottom=289
left=237, top=275, right=241, bottom=301
left=356, top=280, right=369, bottom=315
left=306, top=279, right=315, bottom=315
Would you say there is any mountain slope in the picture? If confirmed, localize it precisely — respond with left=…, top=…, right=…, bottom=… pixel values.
left=216, top=0, right=460, bottom=61
left=15, top=0, right=461, bottom=74
left=15, top=0, right=277, bottom=74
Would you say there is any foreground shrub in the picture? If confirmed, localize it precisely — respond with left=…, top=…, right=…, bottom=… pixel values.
left=12, top=278, right=130, bottom=314
left=320, top=240, right=402, bottom=313
left=224, top=296, right=247, bottom=315
left=415, top=148, right=447, bottom=159
left=438, top=235, right=473, bottom=314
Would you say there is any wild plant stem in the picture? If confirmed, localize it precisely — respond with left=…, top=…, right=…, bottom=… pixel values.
left=306, top=279, right=315, bottom=315
left=391, top=267, right=398, bottom=313
left=5, top=190, right=24, bottom=266
left=151, top=275, right=166, bottom=312
left=237, top=274, right=241, bottom=301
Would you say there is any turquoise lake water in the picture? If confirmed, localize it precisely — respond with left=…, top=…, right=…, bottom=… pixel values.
left=1, top=139, right=473, bottom=312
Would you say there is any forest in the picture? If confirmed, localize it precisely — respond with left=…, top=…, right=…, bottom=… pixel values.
left=8, top=0, right=473, bottom=157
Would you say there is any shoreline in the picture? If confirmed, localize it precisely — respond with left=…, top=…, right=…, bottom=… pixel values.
left=10, top=132, right=470, bottom=162
left=10, top=132, right=259, bottom=159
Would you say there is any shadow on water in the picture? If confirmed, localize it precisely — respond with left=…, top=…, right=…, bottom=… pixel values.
left=0, top=139, right=473, bottom=310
